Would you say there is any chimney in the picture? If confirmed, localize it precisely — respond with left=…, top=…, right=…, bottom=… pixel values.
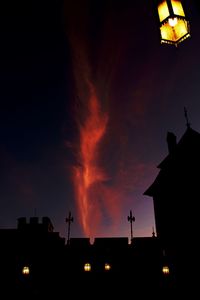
left=167, top=132, right=177, bottom=154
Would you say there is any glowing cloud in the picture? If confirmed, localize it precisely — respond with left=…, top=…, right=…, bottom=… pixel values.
left=65, top=0, right=158, bottom=238
left=73, top=82, right=108, bottom=237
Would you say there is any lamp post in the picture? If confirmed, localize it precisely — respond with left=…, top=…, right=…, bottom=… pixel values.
left=157, top=0, right=190, bottom=46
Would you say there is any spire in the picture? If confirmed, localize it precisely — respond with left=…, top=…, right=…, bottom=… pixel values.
left=65, top=211, right=74, bottom=245
left=127, top=210, right=135, bottom=242
left=184, top=107, right=191, bottom=129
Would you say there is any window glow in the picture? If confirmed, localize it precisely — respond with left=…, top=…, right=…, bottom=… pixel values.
left=84, top=263, right=91, bottom=272
left=22, top=266, right=30, bottom=275
left=104, top=263, right=111, bottom=271
left=162, top=266, right=170, bottom=275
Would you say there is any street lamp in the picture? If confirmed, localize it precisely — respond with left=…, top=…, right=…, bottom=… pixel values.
left=157, top=0, right=190, bottom=46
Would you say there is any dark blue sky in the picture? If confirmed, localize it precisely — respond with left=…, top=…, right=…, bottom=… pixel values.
left=0, top=0, right=200, bottom=240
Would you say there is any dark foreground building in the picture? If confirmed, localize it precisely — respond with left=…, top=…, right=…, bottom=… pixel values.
left=144, top=124, right=200, bottom=294
left=0, top=217, right=170, bottom=299
left=0, top=217, right=65, bottom=298
left=1, top=124, right=199, bottom=298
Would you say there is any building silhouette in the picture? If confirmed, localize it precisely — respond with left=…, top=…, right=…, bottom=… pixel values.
left=1, top=124, right=199, bottom=297
left=0, top=217, right=65, bottom=298
left=0, top=217, right=166, bottom=298
left=144, top=125, right=200, bottom=293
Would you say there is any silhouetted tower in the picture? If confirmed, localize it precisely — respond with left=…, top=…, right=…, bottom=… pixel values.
left=65, top=211, right=73, bottom=245
left=127, top=210, right=135, bottom=241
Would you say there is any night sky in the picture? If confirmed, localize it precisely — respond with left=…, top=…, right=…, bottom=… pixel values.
left=1, top=0, right=200, bottom=240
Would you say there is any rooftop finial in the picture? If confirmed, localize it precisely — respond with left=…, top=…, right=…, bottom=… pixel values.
left=152, top=226, right=155, bottom=237
left=127, top=210, right=135, bottom=242
left=66, top=211, right=74, bottom=245
left=184, top=107, right=191, bottom=129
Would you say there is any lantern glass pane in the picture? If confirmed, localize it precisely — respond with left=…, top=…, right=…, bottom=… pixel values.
left=161, top=23, right=176, bottom=42
left=158, top=1, right=170, bottom=22
left=160, top=19, right=190, bottom=44
left=174, top=19, right=189, bottom=39
left=171, top=0, right=185, bottom=17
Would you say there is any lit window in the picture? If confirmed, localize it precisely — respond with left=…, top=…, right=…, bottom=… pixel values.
left=84, top=263, right=91, bottom=272
left=162, top=266, right=170, bottom=275
left=104, top=263, right=111, bottom=271
left=22, top=266, right=30, bottom=275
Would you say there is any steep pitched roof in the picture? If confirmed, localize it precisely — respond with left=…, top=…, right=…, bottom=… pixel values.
left=158, top=127, right=200, bottom=169
left=144, top=127, right=200, bottom=196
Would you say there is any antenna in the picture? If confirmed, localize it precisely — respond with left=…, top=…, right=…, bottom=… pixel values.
left=184, top=107, right=191, bottom=129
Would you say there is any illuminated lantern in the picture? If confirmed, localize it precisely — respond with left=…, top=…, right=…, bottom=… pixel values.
left=157, top=0, right=190, bottom=46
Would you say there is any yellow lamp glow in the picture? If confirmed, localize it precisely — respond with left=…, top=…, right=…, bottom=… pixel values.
left=168, top=17, right=177, bottom=27
left=84, top=263, right=91, bottom=272
left=104, top=263, right=111, bottom=271
left=157, top=0, right=190, bottom=46
left=22, top=266, right=30, bottom=275
left=162, top=265, right=170, bottom=275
